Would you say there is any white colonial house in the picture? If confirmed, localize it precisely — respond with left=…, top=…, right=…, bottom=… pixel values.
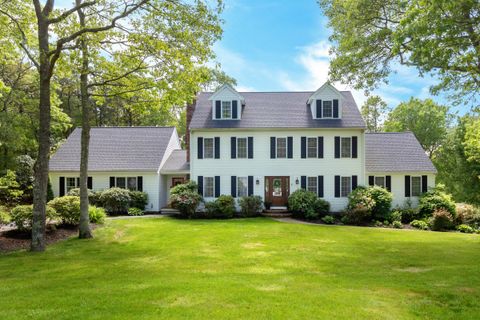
left=49, top=82, right=436, bottom=212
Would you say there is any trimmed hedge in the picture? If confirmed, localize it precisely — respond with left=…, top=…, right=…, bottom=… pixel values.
left=10, top=205, right=57, bottom=231
left=238, top=195, right=263, bottom=217
left=99, top=188, right=131, bottom=215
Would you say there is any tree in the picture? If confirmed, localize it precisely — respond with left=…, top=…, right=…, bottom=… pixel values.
left=319, top=0, right=480, bottom=106
left=384, top=98, right=450, bottom=158
left=463, top=117, right=480, bottom=164
left=361, top=95, right=388, bottom=132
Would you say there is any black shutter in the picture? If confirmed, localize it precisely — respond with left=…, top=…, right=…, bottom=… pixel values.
left=301, top=176, right=306, bottom=189
left=352, top=175, right=358, bottom=190
left=231, top=137, right=237, bottom=159
left=386, top=176, right=392, bottom=192
left=137, top=176, right=143, bottom=192
left=333, top=99, right=339, bottom=118
left=197, top=137, right=203, bottom=159
left=109, top=176, right=115, bottom=188
left=318, top=137, right=324, bottom=158
left=248, top=137, right=254, bottom=159
left=198, top=176, right=203, bottom=196
left=87, top=177, right=92, bottom=189
left=270, top=137, right=276, bottom=159
left=405, top=175, right=411, bottom=197
left=316, top=99, right=322, bottom=118
left=59, top=177, right=65, bottom=196
left=368, top=176, right=374, bottom=186
left=248, top=176, right=254, bottom=196
left=214, top=176, right=220, bottom=197
left=318, top=176, right=324, bottom=197
left=214, top=137, right=220, bottom=159
left=232, top=100, right=238, bottom=119
left=421, top=175, right=428, bottom=193
left=231, top=176, right=237, bottom=197
left=287, top=136, right=293, bottom=158
left=334, top=175, right=340, bottom=198
left=301, top=137, right=306, bottom=158
left=76, top=177, right=80, bottom=187
left=334, top=136, right=340, bottom=158
left=352, top=136, right=358, bottom=158
left=215, top=100, right=221, bottom=119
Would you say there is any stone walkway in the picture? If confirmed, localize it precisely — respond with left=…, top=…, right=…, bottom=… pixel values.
left=272, top=217, right=318, bottom=225
left=107, top=214, right=165, bottom=220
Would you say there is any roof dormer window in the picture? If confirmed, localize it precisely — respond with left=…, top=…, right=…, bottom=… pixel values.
left=222, top=101, right=232, bottom=119
left=322, top=101, right=333, bottom=118
left=209, top=84, right=244, bottom=120
left=314, top=99, right=339, bottom=119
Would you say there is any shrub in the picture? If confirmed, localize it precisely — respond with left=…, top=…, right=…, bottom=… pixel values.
left=347, top=187, right=375, bottom=213
left=10, top=205, right=57, bottom=231
left=429, top=209, right=454, bottom=231
left=368, top=186, right=393, bottom=220
left=457, top=224, right=475, bottom=234
left=399, top=207, right=419, bottom=224
left=88, top=206, right=106, bottom=224
left=238, top=195, right=263, bottom=217
left=411, top=219, right=429, bottom=230
left=288, top=189, right=319, bottom=219
left=170, top=181, right=198, bottom=195
left=373, top=220, right=383, bottom=227
left=314, top=198, right=330, bottom=216
left=89, top=191, right=103, bottom=206
left=388, top=210, right=402, bottom=223
left=0, top=170, right=23, bottom=205
left=205, top=195, right=236, bottom=218
left=129, top=191, right=148, bottom=209
left=342, top=204, right=371, bottom=225
left=48, top=196, right=81, bottom=225
left=322, top=215, right=335, bottom=224
left=169, top=183, right=202, bottom=218
left=455, top=203, right=480, bottom=227
left=128, top=207, right=144, bottom=216
left=0, top=207, right=11, bottom=224
left=392, top=220, right=403, bottom=229
left=100, top=188, right=131, bottom=214
left=67, top=188, right=93, bottom=197
left=418, top=188, right=456, bottom=219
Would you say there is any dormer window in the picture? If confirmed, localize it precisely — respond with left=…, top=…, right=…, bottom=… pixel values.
left=222, top=101, right=232, bottom=119
left=315, top=99, right=339, bottom=119
left=322, top=101, right=333, bottom=118
left=214, top=100, right=238, bottom=119
left=209, top=84, right=244, bottom=120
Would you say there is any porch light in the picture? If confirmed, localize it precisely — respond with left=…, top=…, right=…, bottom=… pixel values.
left=295, top=178, right=299, bottom=185
left=256, top=179, right=259, bottom=185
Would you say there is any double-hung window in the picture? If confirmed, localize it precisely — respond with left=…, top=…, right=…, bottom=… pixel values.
left=237, top=177, right=248, bottom=197
left=204, top=177, right=214, bottom=198
left=307, top=137, right=317, bottom=158
left=203, top=138, right=214, bottom=159
left=341, top=137, right=352, bottom=158
left=66, top=177, right=79, bottom=193
left=323, top=101, right=333, bottom=118
left=307, top=177, right=317, bottom=194
left=221, top=101, right=232, bottom=119
left=374, top=176, right=385, bottom=188
left=276, top=137, right=287, bottom=158
left=237, top=138, right=247, bottom=158
left=341, top=176, right=352, bottom=197
left=116, top=177, right=126, bottom=189
left=411, top=176, right=421, bottom=196
left=127, top=177, right=138, bottom=191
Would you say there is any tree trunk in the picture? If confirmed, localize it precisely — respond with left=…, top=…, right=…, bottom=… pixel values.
left=31, top=17, right=51, bottom=252
left=77, top=0, right=93, bottom=239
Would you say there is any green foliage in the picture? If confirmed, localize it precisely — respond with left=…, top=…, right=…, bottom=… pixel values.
left=204, top=195, right=236, bottom=219
left=346, top=186, right=392, bottom=222
left=457, top=224, right=475, bottom=234
left=322, top=215, right=335, bottom=224
left=463, top=117, right=480, bottom=163
left=10, top=205, right=57, bottom=231
left=0, top=206, right=10, bottom=224
left=47, top=179, right=54, bottom=202
left=314, top=198, right=330, bottom=216
left=389, top=210, right=402, bottom=223
left=67, top=188, right=93, bottom=197
left=342, top=204, right=371, bottom=225
left=411, top=220, right=429, bottom=231
left=397, top=206, right=419, bottom=224
left=48, top=196, right=81, bottom=225
left=418, top=187, right=456, bottom=219
left=100, top=188, right=131, bottom=215
left=429, top=209, right=455, bottom=231
left=128, top=207, right=144, bottom=216
left=88, top=206, right=106, bottom=224
left=288, top=189, right=323, bottom=219
left=392, top=221, right=403, bottom=229
left=361, top=95, right=388, bottom=132
left=368, top=186, right=393, bottom=220
left=129, top=191, right=148, bottom=210
left=170, top=181, right=198, bottom=195
left=238, top=196, right=263, bottom=217
left=0, top=170, right=23, bottom=205
left=455, top=203, right=480, bottom=227
left=169, top=184, right=202, bottom=218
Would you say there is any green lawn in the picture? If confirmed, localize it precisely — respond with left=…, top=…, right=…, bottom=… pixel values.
left=1, top=217, right=479, bottom=319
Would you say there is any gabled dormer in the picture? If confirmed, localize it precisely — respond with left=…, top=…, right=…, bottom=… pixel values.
left=307, top=82, right=343, bottom=120
left=209, top=84, right=245, bottom=120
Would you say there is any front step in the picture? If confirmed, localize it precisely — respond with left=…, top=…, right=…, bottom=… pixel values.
left=262, top=209, right=292, bottom=218
left=160, top=208, right=179, bottom=215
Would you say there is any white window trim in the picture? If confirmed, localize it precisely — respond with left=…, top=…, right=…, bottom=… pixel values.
left=237, top=176, right=248, bottom=197
left=374, top=176, right=386, bottom=188
left=307, top=176, right=318, bottom=194
left=236, top=137, right=248, bottom=159
left=221, top=100, right=232, bottom=119
left=322, top=100, right=333, bottom=119
left=340, top=137, right=352, bottom=158
left=411, top=176, right=422, bottom=197
left=276, top=137, right=288, bottom=159
left=340, top=176, right=352, bottom=198
left=113, top=176, right=139, bottom=191
left=203, top=138, right=214, bottom=159
left=204, top=177, right=215, bottom=198
left=307, top=137, right=318, bottom=158
left=66, top=177, right=79, bottom=193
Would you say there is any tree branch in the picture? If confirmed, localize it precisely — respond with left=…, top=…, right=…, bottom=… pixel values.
left=48, top=0, right=97, bottom=24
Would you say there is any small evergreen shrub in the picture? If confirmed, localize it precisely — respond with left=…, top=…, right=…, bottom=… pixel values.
left=129, top=191, right=148, bottom=209
left=322, top=215, right=335, bottom=224
left=410, top=219, right=429, bottom=230
left=67, top=188, right=93, bottom=197
left=169, top=181, right=202, bottom=218
left=368, top=186, right=393, bottom=220
left=238, top=195, right=263, bottom=217
left=314, top=198, right=330, bottom=216
left=170, top=181, right=198, bottom=195
left=399, top=207, right=419, bottom=224
left=0, top=170, right=23, bottom=205
left=128, top=207, right=144, bottom=216
left=100, top=188, right=131, bottom=215
left=392, top=220, right=403, bottom=229
left=388, top=210, right=402, bottom=223
left=288, top=189, right=324, bottom=219
left=88, top=206, right=106, bottom=224
left=205, top=195, right=235, bottom=218
left=48, top=196, right=81, bottom=225
left=373, top=220, right=383, bottom=227
left=10, top=205, right=57, bottom=231
left=457, top=224, right=475, bottom=234
left=429, top=209, right=454, bottom=231
left=418, top=188, right=456, bottom=219
left=0, top=206, right=11, bottom=225
left=89, top=191, right=103, bottom=206
left=343, top=204, right=371, bottom=225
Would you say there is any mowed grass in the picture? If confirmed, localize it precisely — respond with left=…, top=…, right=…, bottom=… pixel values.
left=1, top=217, right=479, bottom=320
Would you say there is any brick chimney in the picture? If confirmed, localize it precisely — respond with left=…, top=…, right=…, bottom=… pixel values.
left=185, top=99, right=196, bottom=162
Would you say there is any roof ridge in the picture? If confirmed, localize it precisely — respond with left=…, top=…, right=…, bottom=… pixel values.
left=199, top=90, right=352, bottom=94
left=76, top=126, right=176, bottom=129
left=366, top=131, right=413, bottom=135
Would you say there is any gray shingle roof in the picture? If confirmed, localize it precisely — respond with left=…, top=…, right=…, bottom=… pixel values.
left=160, top=150, right=189, bottom=173
left=365, top=132, right=436, bottom=173
left=189, top=91, right=366, bottom=129
left=50, top=127, right=175, bottom=172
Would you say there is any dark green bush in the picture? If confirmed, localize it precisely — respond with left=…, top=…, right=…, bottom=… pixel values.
left=347, top=187, right=375, bottom=212
left=314, top=198, right=330, bottom=216
left=100, top=188, right=131, bottom=215
left=388, top=210, right=402, bottom=223
left=368, top=186, right=393, bottom=220
left=129, top=191, right=148, bottom=209
left=169, top=182, right=202, bottom=218
left=238, top=195, right=263, bottom=217
left=410, top=219, right=429, bottom=230
left=128, top=207, right=144, bottom=216
left=0, top=206, right=11, bottom=225
left=457, top=224, right=475, bottom=233
left=205, top=195, right=235, bottom=218
left=48, top=196, right=81, bottom=225
left=429, top=209, right=454, bottom=231
left=392, top=220, right=403, bottom=229
left=10, top=205, right=57, bottom=231
left=343, top=204, right=371, bottom=225
left=170, top=181, right=198, bottom=195
left=0, top=170, right=23, bottom=205
left=399, top=207, right=419, bottom=224
left=288, top=189, right=329, bottom=220
left=418, top=188, right=456, bottom=219
left=322, top=215, right=335, bottom=224
left=66, top=188, right=103, bottom=206
left=67, top=188, right=93, bottom=197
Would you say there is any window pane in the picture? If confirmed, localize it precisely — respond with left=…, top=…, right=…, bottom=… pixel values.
left=307, top=137, right=317, bottom=158
left=66, top=177, right=76, bottom=193
left=307, top=177, right=317, bottom=194
left=277, top=138, right=287, bottom=158
left=237, top=177, right=248, bottom=197
left=323, top=101, right=332, bottom=117
left=237, top=138, right=247, bottom=158
left=204, top=177, right=214, bottom=197
left=127, top=177, right=137, bottom=191
left=222, top=101, right=231, bottom=118
left=375, top=176, right=385, bottom=188
left=412, top=177, right=421, bottom=196
left=204, top=138, right=214, bottom=158
left=116, top=177, right=126, bottom=189
left=341, top=176, right=351, bottom=197
left=341, top=137, right=351, bottom=158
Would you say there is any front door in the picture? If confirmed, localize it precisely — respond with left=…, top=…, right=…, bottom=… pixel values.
left=265, top=176, right=290, bottom=207
left=171, top=177, right=186, bottom=188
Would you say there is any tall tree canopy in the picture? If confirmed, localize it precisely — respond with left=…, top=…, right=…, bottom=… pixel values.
left=319, top=0, right=480, bottom=106
left=384, top=98, right=450, bottom=158
left=361, top=95, right=388, bottom=132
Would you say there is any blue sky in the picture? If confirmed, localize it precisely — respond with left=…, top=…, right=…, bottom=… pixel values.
left=215, top=0, right=458, bottom=112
